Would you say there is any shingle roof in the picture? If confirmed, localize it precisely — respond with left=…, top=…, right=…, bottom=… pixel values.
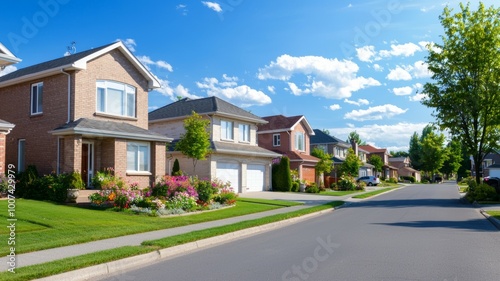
left=310, top=129, right=350, bottom=146
left=149, top=96, right=266, bottom=123
left=285, top=151, right=320, bottom=163
left=258, top=115, right=303, bottom=131
left=359, top=144, right=388, bottom=154
left=0, top=43, right=113, bottom=83
left=50, top=118, right=171, bottom=142
left=167, top=139, right=280, bottom=158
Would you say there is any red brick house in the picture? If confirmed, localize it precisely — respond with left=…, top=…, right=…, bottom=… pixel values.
left=0, top=43, right=21, bottom=175
left=359, top=144, right=398, bottom=179
left=0, top=41, right=170, bottom=187
left=257, top=115, right=319, bottom=184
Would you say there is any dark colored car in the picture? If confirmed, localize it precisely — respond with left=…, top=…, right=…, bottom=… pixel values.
left=483, top=176, right=500, bottom=194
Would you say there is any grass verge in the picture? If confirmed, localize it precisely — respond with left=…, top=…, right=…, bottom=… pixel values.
left=0, top=201, right=343, bottom=281
left=486, top=211, right=500, bottom=220
left=0, top=198, right=298, bottom=255
left=320, top=190, right=362, bottom=196
left=352, top=187, right=398, bottom=199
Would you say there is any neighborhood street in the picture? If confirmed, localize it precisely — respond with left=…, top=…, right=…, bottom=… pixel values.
left=97, top=182, right=500, bottom=281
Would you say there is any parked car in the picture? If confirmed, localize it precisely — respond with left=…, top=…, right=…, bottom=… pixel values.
left=357, top=176, right=380, bottom=186
left=483, top=176, right=500, bottom=194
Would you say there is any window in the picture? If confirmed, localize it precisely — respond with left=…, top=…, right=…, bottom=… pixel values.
left=239, top=124, right=250, bottom=142
left=273, top=134, right=281, bottom=146
left=127, top=142, right=150, bottom=172
left=31, top=82, right=43, bottom=115
left=295, top=132, right=304, bottom=151
left=96, top=80, right=136, bottom=118
left=18, top=139, right=25, bottom=172
left=316, top=144, right=327, bottom=153
left=221, top=120, right=233, bottom=140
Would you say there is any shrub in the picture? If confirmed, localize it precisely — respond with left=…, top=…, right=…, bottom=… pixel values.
left=172, top=159, right=182, bottom=176
left=91, top=168, right=126, bottom=190
left=305, top=183, right=320, bottom=193
left=387, top=177, right=398, bottom=184
left=195, top=179, right=218, bottom=204
left=166, top=192, right=198, bottom=211
left=272, top=157, right=292, bottom=192
left=330, top=182, right=338, bottom=190
left=400, top=176, right=416, bottom=183
left=214, top=188, right=238, bottom=205
left=356, top=180, right=366, bottom=191
left=69, top=171, right=86, bottom=190
left=152, top=175, right=197, bottom=199
left=337, top=176, right=357, bottom=191
left=467, top=183, right=498, bottom=202
left=15, top=165, right=39, bottom=198
left=291, top=181, right=300, bottom=192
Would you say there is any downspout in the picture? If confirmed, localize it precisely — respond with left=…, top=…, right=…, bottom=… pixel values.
left=60, top=69, right=71, bottom=123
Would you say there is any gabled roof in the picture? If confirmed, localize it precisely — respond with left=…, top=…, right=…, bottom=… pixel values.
left=285, top=151, right=320, bottom=163
left=0, top=43, right=21, bottom=68
left=359, top=144, right=389, bottom=154
left=310, top=129, right=350, bottom=147
left=50, top=118, right=171, bottom=142
left=389, top=157, right=409, bottom=162
left=149, top=96, right=266, bottom=124
left=0, top=41, right=160, bottom=89
left=257, top=115, right=315, bottom=135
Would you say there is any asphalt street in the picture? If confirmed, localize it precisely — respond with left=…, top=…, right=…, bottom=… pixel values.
left=96, top=182, right=500, bottom=281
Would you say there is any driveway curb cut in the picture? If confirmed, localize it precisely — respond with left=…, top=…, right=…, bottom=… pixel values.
left=35, top=206, right=337, bottom=281
left=479, top=209, right=500, bottom=231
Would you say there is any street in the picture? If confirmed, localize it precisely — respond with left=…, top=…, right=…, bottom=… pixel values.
left=97, top=182, right=500, bottom=281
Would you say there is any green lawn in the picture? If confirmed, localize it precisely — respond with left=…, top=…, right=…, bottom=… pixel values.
left=352, top=187, right=398, bottom=199
left=0, top=201, right=342, bottom=281
left=0, top=198, right=301, bottom=255
left=486, top=211, right=500, bottom=220
left=320, top=190, right=362, bottom=196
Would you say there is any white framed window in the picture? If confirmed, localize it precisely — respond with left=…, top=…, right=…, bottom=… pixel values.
left=31, top=82, right=43, bottom=115
left=127, top=142, right=150, bottom=172
left=295, top=132, right=305, bottom=151
left=96, top=80, right=136, bottom=118
left=273, top=134, right=281, bottom=146
left=239, top=124, right=250, bottom=142
left=221, top=120, right=233, bottom=140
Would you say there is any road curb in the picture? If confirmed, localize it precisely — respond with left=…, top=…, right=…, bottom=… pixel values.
left=479, top=209, right=500, bottom=231
left=35, top=206, right=336, bottom=281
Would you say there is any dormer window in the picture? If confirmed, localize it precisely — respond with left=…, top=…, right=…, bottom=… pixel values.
left=96, top=80, right=136, bottom=118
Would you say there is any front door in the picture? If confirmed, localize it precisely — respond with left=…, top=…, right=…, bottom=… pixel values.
left=81, top=142, right=94, bottom=187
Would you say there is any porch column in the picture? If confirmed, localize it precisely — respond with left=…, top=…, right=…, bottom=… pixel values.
left=62, top=135, right=82, bottom=174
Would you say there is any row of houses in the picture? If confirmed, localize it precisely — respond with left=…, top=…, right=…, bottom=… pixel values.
left=0, top=41, right=421, bottom=193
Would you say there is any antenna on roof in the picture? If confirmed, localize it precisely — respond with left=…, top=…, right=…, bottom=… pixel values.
left=64, top=42, right=76, bottom=56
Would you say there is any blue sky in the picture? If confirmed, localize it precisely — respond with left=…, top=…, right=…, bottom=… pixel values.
left=1, top=0, right=496, bottom=152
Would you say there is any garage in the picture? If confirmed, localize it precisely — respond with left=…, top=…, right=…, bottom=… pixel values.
left=246, top=164, right=265, bottom=192
left=302, top=166, right=316, bottom=183
left=216, top=162, right=240, bottom=192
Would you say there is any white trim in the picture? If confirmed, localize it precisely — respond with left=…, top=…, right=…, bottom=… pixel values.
left=126, top=141, right=151, bottom=173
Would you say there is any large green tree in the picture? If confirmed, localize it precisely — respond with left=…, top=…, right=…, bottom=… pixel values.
left=175, top=111, right=211, bottom=173
left=420, top=131, right=447, bottom=178
left=311, top=147, right=333, bottom=176
left=339, top=148, right=361, bottom=177
left=368, top=155, right=383, bottom=177
left=408, top=132, right=422, bottom=171
left=422, top=2, right=500, bottom=183
left=440, top=138, right=463, bottom=178
left=346, top=131, right=366, bottom=145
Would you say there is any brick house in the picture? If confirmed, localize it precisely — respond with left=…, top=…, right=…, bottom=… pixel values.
left=310, top=129, right=375, bottom=186
left=0, top=43, right=21, bottom=175
left=149, top=97, right=280, bottom=193
left=389, top=156, right=421, bottom=182
left=0, top=41, right=170, bottom=187
left=257, top=115, right=319, bottom=184
left=359, top=144, right=398, bottom=179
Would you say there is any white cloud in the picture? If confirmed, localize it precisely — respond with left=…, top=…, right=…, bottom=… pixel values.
left=117, top=38, right=137, bottom=52
left=197, top=75, right=271, bottom=107
left=344, top=104, right=408, bottom=121
left=373, top=64, right=384, bottom=72
left=356, top=46, right=377, bottom=62
left=379, top=43, right=422, bottom=58
left=412, top=60, right=432, bottom=78
left=344, top=98, right=369, bottom=106
left=409, top=92, right=428, bottom=102
left=0, top=65, right=17, bottom=77
left=328, top=122, right=429, bottom=151
left=386, top=66, right=412, bottom=81
left=155, top=77, right=201, bottom=101
left=329, top=104, right=341, bottom=111
left=176, top=4, right=188, bottom=15
left=258, top=54, right=380, bottom=99
left=202, top=1, right=222, bottom=12
left=137, top=55, right=173, bottom=72
left=392, top=86, right=413, bottom=96
left=420, top=5, right=436, bottom=13
left=267, top=85, right=275, bottom=93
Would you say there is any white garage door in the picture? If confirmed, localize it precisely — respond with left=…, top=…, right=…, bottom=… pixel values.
left=216, top=162, right=240, bottom=192
left=247, top=164, right=265, bottom=192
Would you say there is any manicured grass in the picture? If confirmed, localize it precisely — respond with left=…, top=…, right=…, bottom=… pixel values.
left=320, top=190, right=362, bottom=196
left=0, top=198, right=297, bottom=256
left=0, top=201, right=343, bottom=281
left=486, top=211, right=500, bottom=220
left=352, top=187, right=398, bottom=199
left=459, top=186, right=468, bottom=193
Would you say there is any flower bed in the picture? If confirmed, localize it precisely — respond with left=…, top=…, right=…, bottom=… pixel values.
left=89, top=170, right=237, bottom=216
